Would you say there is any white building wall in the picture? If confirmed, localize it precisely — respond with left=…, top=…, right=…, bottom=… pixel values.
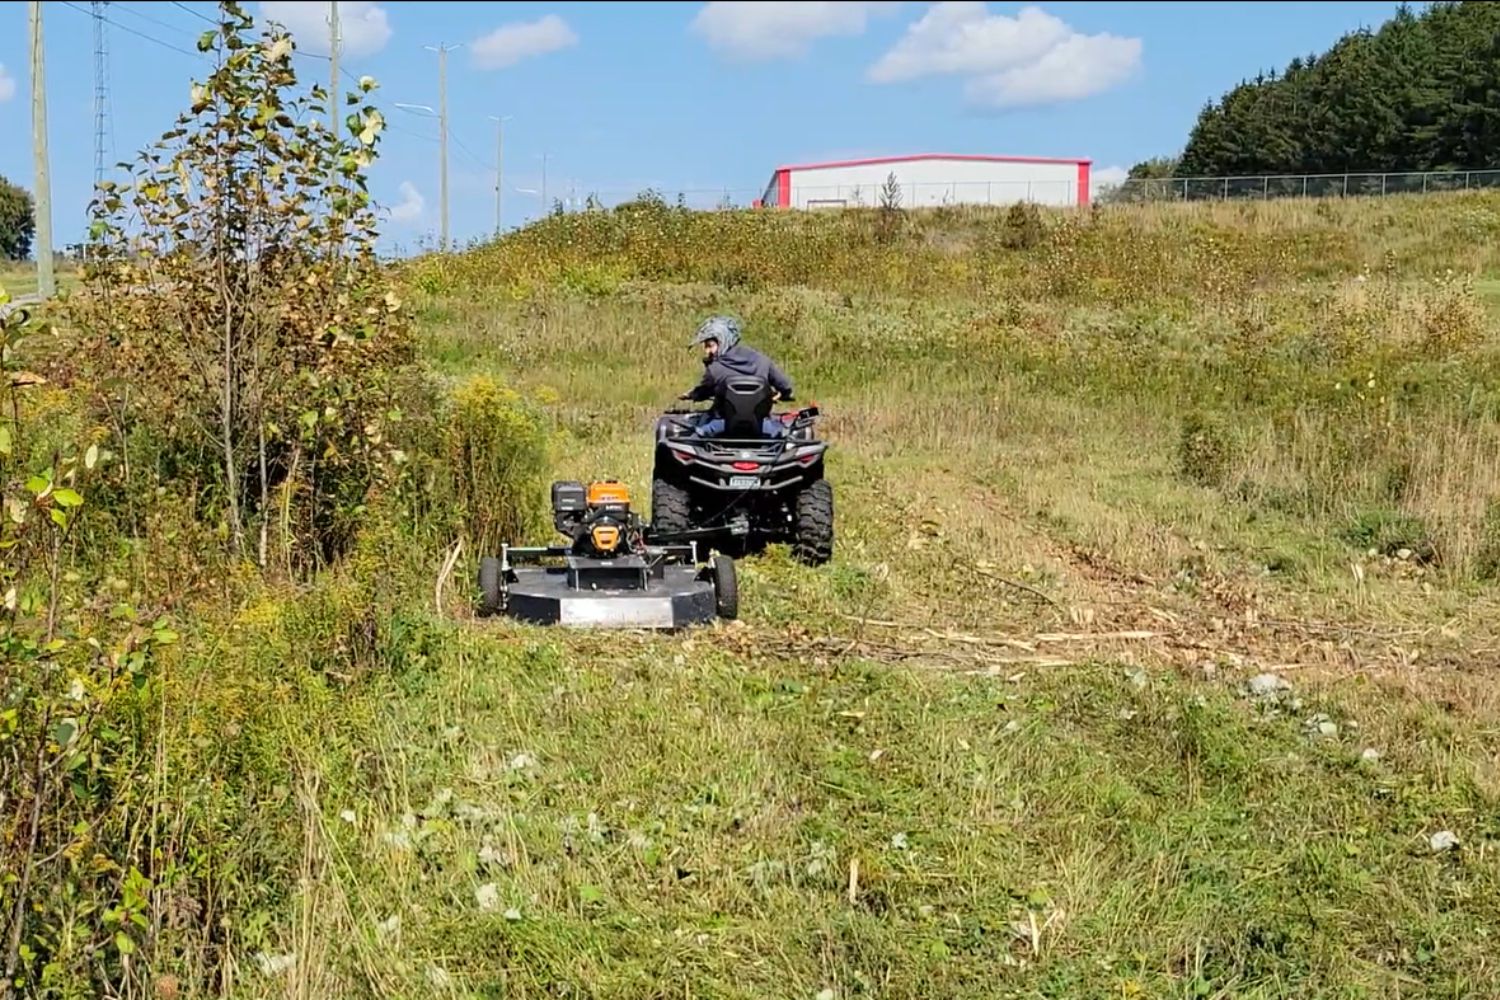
left=787, top=159, right=1081, bottom=209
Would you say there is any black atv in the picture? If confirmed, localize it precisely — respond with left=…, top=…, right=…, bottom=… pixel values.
left=649, top=377, right=833, bottom=565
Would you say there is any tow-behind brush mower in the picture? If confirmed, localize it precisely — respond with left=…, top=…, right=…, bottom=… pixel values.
left=477, top=480, right=738, bottom=629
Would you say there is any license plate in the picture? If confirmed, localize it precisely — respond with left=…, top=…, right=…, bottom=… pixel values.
left=729, top=475, right=760, bottom=489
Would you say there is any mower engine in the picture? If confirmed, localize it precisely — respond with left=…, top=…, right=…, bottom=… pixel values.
left=551, top=480, right=644, bottom=558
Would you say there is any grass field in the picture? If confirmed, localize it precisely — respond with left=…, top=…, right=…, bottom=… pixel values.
left=9, top=193, right=1500, bottom=998
left=0, top=260, right=81, bottom=300
left=215, top=195, right=1500, bottom=998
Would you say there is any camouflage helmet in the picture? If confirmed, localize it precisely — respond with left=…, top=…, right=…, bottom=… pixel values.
left=691, top=315, right=741, bottom=352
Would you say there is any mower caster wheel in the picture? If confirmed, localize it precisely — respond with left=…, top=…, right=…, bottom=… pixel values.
left=712, top=555, right=739, bottom=621
left=479, top=556, right=504, bottom=617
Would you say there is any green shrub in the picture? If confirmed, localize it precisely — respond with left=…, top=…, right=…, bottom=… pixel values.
left=1471, top=498, right=1500, bottom=580
left=1002, top=201, right=1045, bottom=250
left=1341, top=507, right=1437, bottom=562
left=1178, top=411, right=1234, bottom=487
left=444, top=374, right=551, bottom=554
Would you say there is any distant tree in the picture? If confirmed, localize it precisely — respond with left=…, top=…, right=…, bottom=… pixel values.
left=879, top=171, right=902, bottom=211
left=615, top=188, right=667, bottom=213
left=0, top=175, right=35, bottom=260
left=1129, top=156, right=1180, bottom=179
left=1001, top=201, right=1043, bottom=250
left=1094, top=156, right=1184, bottom=205
left=1175, top=1, right=1500, bottom=177
left=875, top=171, right=904, bottom=243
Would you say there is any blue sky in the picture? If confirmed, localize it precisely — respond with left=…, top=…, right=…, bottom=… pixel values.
left=0, top=1, right=1409, bottom=254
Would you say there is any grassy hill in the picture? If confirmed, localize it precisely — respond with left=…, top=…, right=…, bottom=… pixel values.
left=7, top=186, right=1500, bottom=999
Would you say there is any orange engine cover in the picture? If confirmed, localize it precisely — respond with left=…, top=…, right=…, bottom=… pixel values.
left=587, top=480, right=630, bottom=506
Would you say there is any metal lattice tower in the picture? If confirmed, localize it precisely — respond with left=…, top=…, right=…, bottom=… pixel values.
left=92, top=0, right=110, bottom=188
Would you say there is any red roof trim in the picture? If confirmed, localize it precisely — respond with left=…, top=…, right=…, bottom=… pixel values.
left=778, top=152, right=1092, bottom=172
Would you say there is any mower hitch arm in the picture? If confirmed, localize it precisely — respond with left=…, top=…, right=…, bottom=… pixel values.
left=643, top=524, right=739, bottom=545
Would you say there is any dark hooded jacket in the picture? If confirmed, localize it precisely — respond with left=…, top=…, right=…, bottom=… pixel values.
left=684, top=342, right=794, bottom=406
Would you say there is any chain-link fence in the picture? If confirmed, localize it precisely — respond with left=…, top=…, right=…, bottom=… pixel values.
left=511, top=168, right=1500, bottom=222
left=1100, top=169, right=1500, bottom=203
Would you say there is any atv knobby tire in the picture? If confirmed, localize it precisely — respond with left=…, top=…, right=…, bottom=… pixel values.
left=652, top=478, right=693, bottom=537
left=792, top=480, right=834, bottom=566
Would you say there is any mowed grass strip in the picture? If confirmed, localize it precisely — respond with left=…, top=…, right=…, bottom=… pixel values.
left=243, top=623, right=1500, bottom=1000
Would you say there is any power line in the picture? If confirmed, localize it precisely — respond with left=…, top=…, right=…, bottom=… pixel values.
left=58, top=0, right=205, bottom=58
left=79, top=0, right=473, bottom=147
left=113, top=1, right=201, bottom=39
left=169, top=0, right=217, bottom=25
left=450, top=132, right=493, bottom=171
left=387, top=123, right=441, bottom=143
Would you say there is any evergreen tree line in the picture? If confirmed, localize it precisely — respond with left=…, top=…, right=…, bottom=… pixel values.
left=1173, top=1, right=1500, bottom=178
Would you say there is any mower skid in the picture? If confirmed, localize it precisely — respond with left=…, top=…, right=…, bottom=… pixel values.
left=503, top=565, right=718, bottom=629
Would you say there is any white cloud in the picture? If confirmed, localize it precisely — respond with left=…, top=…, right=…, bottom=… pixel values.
left=0, top=64, right=15, bottom=104
left=1090, top=164, right=1128, bottom=198
left=868, top=2, right=1141, bottom=110
left=471, top=14, right=578, bottom=71
left=692, top=2, right=902, bottom=62
left=259, top=1, right=392, bottom=58
left=388, top=181, right=424, bottom=224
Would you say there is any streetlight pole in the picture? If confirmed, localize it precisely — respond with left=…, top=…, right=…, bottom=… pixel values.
left=422, top=43, right=460, bottom=250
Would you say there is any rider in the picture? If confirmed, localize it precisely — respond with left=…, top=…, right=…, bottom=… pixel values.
left=678, top=315, right=794, bottom=438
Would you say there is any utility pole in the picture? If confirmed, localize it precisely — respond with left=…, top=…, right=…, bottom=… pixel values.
left=489, top=115, right=511, bottom=237
left=423, top=43, right=460, bottom=250
left=541, top=153, right=549, bottom=215
left=328, top=1, right=340, bottom=136
left=29, top=1, right=54, bottom=298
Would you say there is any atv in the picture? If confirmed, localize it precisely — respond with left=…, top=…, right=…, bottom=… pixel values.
left=649, top=377, right=833, bottom=565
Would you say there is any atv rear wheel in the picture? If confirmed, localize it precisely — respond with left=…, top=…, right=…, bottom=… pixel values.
left=792, top=480, right=834, bottom=566
left=651, top=478, right=693, bottom=537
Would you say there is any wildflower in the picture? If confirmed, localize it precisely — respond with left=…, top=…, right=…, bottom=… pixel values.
left=474, top=883, right=500, bottom=911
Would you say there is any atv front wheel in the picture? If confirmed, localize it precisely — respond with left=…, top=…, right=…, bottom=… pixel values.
left=792, top=480, right=834, bottom=566
left=652, top=478, right=693, bottom=537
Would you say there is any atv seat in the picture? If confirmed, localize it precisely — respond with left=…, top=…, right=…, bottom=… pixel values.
left=717, top=378, right=774, bottom=438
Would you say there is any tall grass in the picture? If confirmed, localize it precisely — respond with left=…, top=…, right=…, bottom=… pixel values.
left=414, top=202, right=1500, bottom=581
left=402, top=190, right=1500, bottom=306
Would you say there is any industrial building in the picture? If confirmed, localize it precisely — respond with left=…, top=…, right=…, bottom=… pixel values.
left=757, top=153, right=1092, bottom=210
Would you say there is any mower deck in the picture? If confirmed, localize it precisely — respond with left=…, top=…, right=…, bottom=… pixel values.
left=485, top=543, right=725, bottom=630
